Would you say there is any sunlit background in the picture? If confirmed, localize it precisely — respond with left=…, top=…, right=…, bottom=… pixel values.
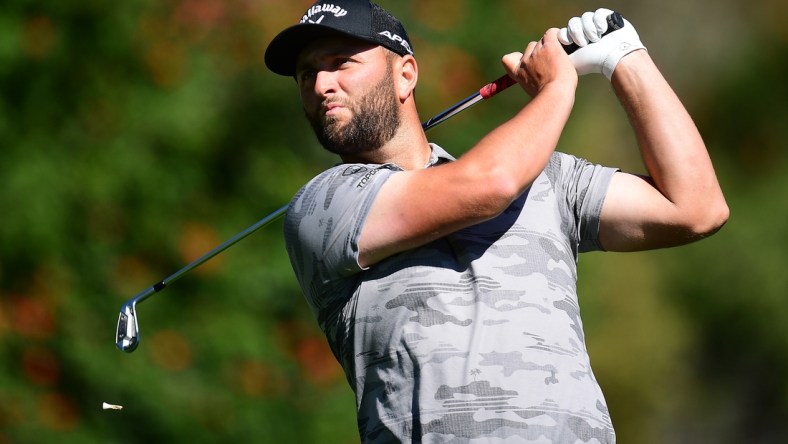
left=1, top=0, right=786, bottom=442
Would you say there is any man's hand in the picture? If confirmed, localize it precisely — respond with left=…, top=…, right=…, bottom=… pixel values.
left=502, top=28, right=578, bottom=97
left=558, top=8, right=646, bottom=79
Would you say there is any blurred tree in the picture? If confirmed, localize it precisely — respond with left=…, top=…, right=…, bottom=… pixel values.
left=1, top=0, right=786, bottom=443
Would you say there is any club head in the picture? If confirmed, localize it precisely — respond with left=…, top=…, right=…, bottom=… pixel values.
left=115, top=302, right=139, bottom=353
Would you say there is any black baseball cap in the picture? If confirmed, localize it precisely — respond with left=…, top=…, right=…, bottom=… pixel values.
left=264, top=0, right=414, bottom=77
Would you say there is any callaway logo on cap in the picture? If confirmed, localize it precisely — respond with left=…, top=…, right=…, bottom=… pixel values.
left=264, top=0, right=414, bottom=77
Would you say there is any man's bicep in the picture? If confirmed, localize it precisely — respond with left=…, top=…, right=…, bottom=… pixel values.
left=598, top=172, right=693, bottom=251
left=358, top=165, right=502, bottom=267
left=358, top=170, right=455, bottom=267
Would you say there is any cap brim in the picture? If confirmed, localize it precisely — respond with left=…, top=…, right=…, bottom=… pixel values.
left=265, top=24, right=373, bottom=77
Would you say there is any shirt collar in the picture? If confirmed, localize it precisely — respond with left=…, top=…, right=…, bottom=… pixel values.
left=426, top=143, right=455, bottom=167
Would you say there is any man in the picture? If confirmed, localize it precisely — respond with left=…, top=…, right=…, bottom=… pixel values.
left=264, top=1, right=728, bottom=442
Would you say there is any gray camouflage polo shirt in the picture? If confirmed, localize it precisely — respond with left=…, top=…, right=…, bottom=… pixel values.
left=284, top=144, right=618, bottom=443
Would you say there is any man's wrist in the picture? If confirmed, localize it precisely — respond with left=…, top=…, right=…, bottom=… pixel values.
left=538, top=78, right=578, bottom=100
left=610, top=48, right=651, bottom=83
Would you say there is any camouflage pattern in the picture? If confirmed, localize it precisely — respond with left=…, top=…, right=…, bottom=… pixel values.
left=284, top=144, right=618, bottom=443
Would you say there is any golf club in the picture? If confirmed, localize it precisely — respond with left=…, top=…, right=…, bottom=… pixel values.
left=114, top=74, right=514, bottom=354
left=115, top=12, right=625, bottom=353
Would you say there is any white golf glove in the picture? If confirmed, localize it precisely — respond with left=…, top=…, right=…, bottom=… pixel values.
left=558, top=8, right=646, bottom=79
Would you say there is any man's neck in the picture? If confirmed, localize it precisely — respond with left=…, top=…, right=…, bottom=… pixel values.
left=340, top=117, right=431, bottom=170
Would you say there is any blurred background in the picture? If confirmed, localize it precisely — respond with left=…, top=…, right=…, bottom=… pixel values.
left=1, top=0, right=786, bottom=442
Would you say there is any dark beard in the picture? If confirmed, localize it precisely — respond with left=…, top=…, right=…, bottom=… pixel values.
left=306, top=67, right=401, bottom=157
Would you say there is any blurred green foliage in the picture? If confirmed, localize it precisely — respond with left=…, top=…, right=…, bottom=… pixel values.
left=1, top=0, right=786, bottom=443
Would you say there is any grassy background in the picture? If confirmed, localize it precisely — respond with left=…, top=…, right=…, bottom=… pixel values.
left=1, top=0, right=787, bottom=442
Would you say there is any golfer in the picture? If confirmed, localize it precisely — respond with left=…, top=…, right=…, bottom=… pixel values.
left=265, top=0, right=728, bottom=442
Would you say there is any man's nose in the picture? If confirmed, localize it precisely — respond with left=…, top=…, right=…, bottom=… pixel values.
left=314, top=69, right=338, bottom=96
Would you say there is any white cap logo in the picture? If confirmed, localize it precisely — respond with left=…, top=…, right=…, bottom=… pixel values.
left=301, top=4, right=348, bottom=24
left=379, top=30, right=413, bottom=55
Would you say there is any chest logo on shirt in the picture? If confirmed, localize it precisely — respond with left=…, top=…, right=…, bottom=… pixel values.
left=356, top=168, right=380, bottom=189
left=343, top=166, right=368, bottom=176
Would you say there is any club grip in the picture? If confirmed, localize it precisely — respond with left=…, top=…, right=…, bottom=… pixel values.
left=479, top=75, right=516, bottom=99
left=562, top=11, right=625, bottom=55
left=478, top=12, right=625, bottom=100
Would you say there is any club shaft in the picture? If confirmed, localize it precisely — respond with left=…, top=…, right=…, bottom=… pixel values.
left=129, top=204, right=290, bottom=306
left=121, top=74, right=518, bottom=314
left=136, top=75, right=516, bottom=303
left=422, top=93, right=484, bottom=131
left=422, top=75, right=516, bottom=131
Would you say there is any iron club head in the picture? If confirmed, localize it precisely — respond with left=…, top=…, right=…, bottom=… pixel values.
left=115, top=301, right=139, bottom=353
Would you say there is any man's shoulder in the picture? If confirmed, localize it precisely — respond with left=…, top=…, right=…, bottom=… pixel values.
left=286, top=162, right=400, bottom=224
left=299, top=163, right=401, bottom=192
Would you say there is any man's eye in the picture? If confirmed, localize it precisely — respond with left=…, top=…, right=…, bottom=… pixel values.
left=298, top=69, right=316, bottom=83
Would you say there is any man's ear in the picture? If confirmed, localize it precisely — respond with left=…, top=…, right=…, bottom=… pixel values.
left=396, top=55, right=418, bottom=102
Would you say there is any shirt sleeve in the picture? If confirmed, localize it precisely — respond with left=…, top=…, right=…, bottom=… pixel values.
left=284, top=163, right=399, bottom=318
left=555, top=152, right=618, bottom=253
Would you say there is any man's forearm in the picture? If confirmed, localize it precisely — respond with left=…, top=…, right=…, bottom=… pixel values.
left=611, top=50, right=727, bottom=230
left=458, top=82, right=575, bottom=200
